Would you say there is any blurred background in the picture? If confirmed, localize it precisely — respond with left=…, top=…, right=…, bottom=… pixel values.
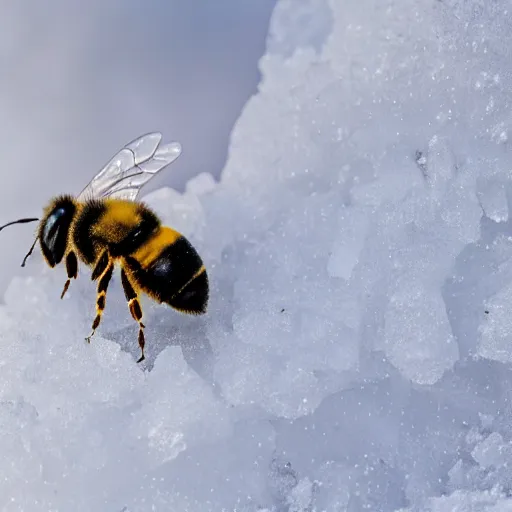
left=0, top=0, right=276, bottom=292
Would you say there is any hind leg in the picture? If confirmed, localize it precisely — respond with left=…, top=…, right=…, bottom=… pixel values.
left=120, top=267, right=146, bottom=363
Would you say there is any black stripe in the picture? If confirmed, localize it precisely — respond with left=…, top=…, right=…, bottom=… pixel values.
left=66, top=251, right=78, bottom=279
left=91, top=251, right=109, bottom=281
left=109, top=207, right=159, bottom=257
left=97, top=294, right=106, bottom=310
left=168, top=270, right=208, bottom=314
left=73, top=200, right=106, bottom=265
left=130, top=300, right=143, bottom=321
left=150, top=237, right=203, bottom=294
left=121, top=269, right=136, bottom=301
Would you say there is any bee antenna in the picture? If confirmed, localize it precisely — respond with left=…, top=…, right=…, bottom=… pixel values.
left=0, top=217, right=40, bottom=267
left=0, top=217, right=39, bottom=231
left=21, top=236, right=39, bottom=267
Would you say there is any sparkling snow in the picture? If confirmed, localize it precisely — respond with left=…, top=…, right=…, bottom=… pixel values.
left=3, top=0, right=512, bottom=510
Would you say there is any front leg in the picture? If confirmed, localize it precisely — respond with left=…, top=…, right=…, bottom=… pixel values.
left=60, top=251, right=78, bottom=299
left=91, top=250, right=109, bottom=281
left=86, top=251, right=114, bottom=343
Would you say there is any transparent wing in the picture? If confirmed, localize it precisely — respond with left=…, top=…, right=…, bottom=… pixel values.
left=76, top=132, right=182, bottom=202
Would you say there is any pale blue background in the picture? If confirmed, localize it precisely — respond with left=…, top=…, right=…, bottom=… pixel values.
left=0, top=1, right=276, bottom=290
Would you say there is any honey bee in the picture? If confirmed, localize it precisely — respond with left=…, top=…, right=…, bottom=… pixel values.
left=0, top=133, right=209, bottom=363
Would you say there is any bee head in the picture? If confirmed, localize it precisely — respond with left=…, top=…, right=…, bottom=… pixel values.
left=39, top=196, right=76, bottom=267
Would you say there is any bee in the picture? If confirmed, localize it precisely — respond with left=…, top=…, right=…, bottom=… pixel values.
left=0, top=132, right=209, bottom=363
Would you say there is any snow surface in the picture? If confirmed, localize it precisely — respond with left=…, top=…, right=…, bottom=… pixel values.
left=4, top=0, right=512, bottom=510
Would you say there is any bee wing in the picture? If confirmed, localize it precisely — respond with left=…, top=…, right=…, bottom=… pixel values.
left=76, top=132, right=182, bottom=202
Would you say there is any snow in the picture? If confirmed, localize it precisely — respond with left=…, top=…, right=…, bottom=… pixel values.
left=4, top=0, right=512, bottom=510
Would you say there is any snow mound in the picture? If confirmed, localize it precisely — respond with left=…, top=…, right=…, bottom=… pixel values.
left=3, top=0, right=512, bottom=510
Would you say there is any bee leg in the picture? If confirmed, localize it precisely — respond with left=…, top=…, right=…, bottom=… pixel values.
left=60, top=251, right=78, bottom=299
left=91, top=250, right=109, bottom=282
left=120, top=268, right=146, bottom=363
left=85, top=257, right=114, bottom=343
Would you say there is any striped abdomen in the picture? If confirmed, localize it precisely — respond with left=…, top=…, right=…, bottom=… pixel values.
left=124, top=226, right=208, bottom=314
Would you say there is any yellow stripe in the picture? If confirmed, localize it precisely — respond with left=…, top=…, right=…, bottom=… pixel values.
left=104, top=199, right=140, bottom=223
left=92, top=200, right=141, bottom=243
left=133, top=226, right=182, bottom=268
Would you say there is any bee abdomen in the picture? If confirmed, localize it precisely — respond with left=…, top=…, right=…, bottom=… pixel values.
left=126, top=236, right=209, bottom=315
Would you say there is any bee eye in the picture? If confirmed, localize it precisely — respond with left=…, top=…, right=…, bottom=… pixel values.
left=40, top=204, right=74, bottom=267
left=43, top=208, right=66, bottom=245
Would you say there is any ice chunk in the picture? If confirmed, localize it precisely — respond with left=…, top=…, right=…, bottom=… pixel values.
left=266, top=0, right=332, bottom=57
left=477, top=177, right=509, bottom=223
left=184, top=171, right=216, bottom=196
left=129, top=347, right=232, bottom=466
left=309, top=462, right=351, bottom=512
left=478, top=282, right=512, bottom=363
left=213, top=340, right=330, bottom=419
left=471, top=432, right=511, bottom=469
left=327, top=206, right=370, bottom=280
left=423, top=135, right=458, bottom=197
left=286, top=478, right=315, bottom=512
left=396, top=488, right=512, bottom=512
left=384, top=282, right=458, bottom=385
